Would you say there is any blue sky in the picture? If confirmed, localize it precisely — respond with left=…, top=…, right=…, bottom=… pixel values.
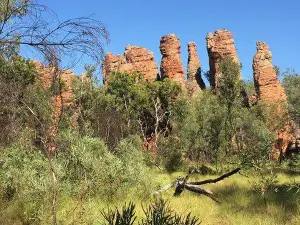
left=38, top=0, right=300, bottom=84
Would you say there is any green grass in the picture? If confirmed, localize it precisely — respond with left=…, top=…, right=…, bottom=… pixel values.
left=133, top=172, right=300, bottom=225
left=1, top=171, right=300, bottom=225
left=55, top=172, right=300, bottom=225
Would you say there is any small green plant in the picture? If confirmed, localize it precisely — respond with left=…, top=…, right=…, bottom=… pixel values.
left=101, top=202, right=136, bottom=225
left=141, top=198, right=201, bottom=225
left=101, top=198, right=201, bottom=225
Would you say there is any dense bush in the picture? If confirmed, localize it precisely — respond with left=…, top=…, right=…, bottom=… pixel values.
left=282, top=68, right=300, bottom=125
left=55, top=131, right=155, bottom=200
left=0, top=131, right=51, bottom=224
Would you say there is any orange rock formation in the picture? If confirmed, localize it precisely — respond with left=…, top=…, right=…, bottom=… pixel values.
left=102, top=46, right=159, bottom=84
left=252, top=41, right=292, bottom=157
left=187, top=42, right=205, bottom=94
left=159, top=34, right=185, bottom=85
left=253, top=41, right=287, bottom=102
left=206, top=29, right=240, bottom=91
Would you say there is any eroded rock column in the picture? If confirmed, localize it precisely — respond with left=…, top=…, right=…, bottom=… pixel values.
left=187, top=42, right=205, bottom=94
left=206, top=29, right=240, bottom=91
left=253, top=41, right=292, bottom=157
left=160, top=34, right=185, bottom=85
left=253, top=41, right=287, bottom=102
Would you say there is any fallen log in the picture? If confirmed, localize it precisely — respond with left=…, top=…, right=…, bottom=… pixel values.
left=155, top=168, right=241, bottom=203
left=184, top=184, right=221, bottom=203
left=188, top=168, right=241, bottom=185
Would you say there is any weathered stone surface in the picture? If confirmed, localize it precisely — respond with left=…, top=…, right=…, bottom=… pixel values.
left=206, top=29, right=240, bottom=90
left=102, top=46, right=159, bottom=84
left=253, top=41, right=287, bottom=103
left=252, top=41, right=292, bottom=157
left=160, top=34, right=185, bottom=85
left=186, top=42, right=205, bottom=94
left=123, top=45, right=159, bottom=81
left=102, top=53, right=126, bottom=84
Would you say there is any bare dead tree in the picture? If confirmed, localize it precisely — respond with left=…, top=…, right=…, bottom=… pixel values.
left=0, top=0, right=110, bottom=69
left=152, top=97, right=171, bottom=148
left=155, top=168, right=241, bottom=203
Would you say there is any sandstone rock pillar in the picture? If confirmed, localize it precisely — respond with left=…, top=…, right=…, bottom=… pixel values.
left=187, top=42, right=205, bottom=94
left=253, top=41, right=292, bottom=157
left=253, top=41, right=287, bottom=102
left=206, top=29, right=240, bottom=91
left=160, top=34, right=185, bottom=85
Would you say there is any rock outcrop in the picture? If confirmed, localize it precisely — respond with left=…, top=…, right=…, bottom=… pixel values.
left=252, top=41, right=292, bottom=157
left=102, top=46, right=159, bottom=84
left=186, top=42, right=205, bottom=94
left=206, top=29, right=240, bottom=91
left=33, top=60, right=74, bottom=105
left=160, top=34, right=185, bottom=85
left=102, top=53, right=126, bottom=84
left=253, top=41, right=287, bottom=103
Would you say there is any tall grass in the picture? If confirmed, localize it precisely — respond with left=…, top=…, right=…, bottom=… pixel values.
left=1, top=170, right=299, bottom=224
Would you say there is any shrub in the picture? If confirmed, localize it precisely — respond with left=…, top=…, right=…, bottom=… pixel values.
left=0, top=132, right=51, bottom=223
left=56, top=131, right=155, bottom=200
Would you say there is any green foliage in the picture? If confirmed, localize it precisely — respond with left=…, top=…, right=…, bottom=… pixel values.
left=73, top=71, right=182, bottom=154
left=0, top=54, right=36, bottom=86
left=177, top=90, right=226, bottom=169
left=141, top=198, right=201, bottom=225
left=0, top=54, right=52, bottom=145
left=101, top=202, right=136, bottom=225
left=101, top=198, right=201, bottom=225
left=55, top=131, right=154, bottom=199
left=158, top=136, right=184, bottom=172
left=219, top=58, right=243, bottom=107
left=175, top=61, right=275, bottom=171
left=72, top=76, right=122, bottom=147
left=0, top=133, right=51, bottom=223
left=282, top=68, right=300, bottom=125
